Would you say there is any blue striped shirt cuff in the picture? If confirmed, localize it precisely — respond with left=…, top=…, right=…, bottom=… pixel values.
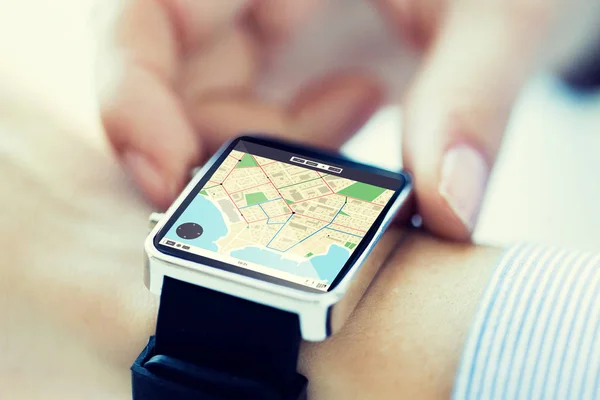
left=453, top=244, right=600, bottom=400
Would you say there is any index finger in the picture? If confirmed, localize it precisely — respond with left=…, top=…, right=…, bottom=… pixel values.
left=100, top=0, right=253, bottom=208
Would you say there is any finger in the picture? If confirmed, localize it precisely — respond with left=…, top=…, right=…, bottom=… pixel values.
left=249, top=0, right=324, bottom=44
left=102, top=65, right=200, bottom=209
left=117, top=0, right=252, bottom=79
left=178, top=26, right=260, bottom=102
left=103, top=0, right=252, bottom=208
left=402, top=2, right=556, bottom=240
left=188, top=73, right=383, bottom=152
left=155, top=0, right=252, bottom=53
left=288, top=73, right=384, bottom=147
left=117, top=0, right=181, bottom=81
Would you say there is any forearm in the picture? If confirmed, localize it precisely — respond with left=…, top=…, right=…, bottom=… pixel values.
left=300, top=230, right=502, bottom=399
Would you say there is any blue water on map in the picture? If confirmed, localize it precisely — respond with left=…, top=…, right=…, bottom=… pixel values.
left=311, top=245, right=351, bottom=283
left=231, top=247, right=321, bottom=280
left=164, top=195, right=228, bottom=251
left=231, top=244, right=351, bottom=283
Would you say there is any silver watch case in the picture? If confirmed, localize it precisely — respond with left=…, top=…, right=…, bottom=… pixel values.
left=144, top=140, right=413, bottom=341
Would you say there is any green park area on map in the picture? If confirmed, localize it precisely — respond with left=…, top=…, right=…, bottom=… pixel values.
left=237, top=154, right=258, bottom=168
left=337, top=182, right=387, bottom=202
left=245, top=192, right=269, bottom=206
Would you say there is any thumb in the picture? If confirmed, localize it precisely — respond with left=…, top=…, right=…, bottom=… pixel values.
left=402, top=2, right=556, bottom=240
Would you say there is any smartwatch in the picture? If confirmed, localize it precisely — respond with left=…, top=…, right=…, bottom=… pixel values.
left=132, top=135, right=413, bottom=400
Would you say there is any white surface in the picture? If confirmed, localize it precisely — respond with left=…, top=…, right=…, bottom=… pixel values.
left=473, top=78, right=600, bottom=250
left=1, top=0, right=599, bottom=252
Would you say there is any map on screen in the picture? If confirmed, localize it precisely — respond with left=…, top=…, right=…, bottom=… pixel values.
left=161, top=148, right=394, bottom=291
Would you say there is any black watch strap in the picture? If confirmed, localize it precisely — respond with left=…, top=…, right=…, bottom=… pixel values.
left=131, top=276, right=307, bottom=400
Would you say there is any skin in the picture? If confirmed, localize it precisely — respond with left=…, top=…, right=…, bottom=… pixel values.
left=0, top=1, right=595, bottom=398
left=301, top=233, right=501, bottom=399
left=0, top=104, right=501, bottom=399
left=100, top=0, right=590, bottom=240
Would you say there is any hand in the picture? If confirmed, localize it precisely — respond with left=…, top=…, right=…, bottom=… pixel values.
left=101, top=0, right=581, bottom=241
left=100, top=0, right=383, bottom=210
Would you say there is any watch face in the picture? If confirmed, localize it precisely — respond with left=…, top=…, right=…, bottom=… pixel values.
left=155, top=136, right=409, bottom=293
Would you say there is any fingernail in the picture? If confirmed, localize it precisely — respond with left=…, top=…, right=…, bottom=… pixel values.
left=122, top=150, right=177, bottom=207
left=439, top=144, right=489, bottom=232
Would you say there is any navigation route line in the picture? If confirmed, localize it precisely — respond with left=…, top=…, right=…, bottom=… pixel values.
left=216, top=152, right=367, bottom=251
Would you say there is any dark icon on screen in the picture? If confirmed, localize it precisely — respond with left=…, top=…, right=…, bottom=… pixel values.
left=176, top=222, right=204, bottom=240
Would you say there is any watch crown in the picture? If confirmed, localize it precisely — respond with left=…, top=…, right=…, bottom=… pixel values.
left=149, top=212, right=165, bottom=230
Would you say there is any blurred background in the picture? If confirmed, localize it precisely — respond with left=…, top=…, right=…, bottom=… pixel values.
left=1, top=0, right=599, bottom=251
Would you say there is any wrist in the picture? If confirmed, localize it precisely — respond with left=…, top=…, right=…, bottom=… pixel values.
left=301, top=229, right=503, bottom=399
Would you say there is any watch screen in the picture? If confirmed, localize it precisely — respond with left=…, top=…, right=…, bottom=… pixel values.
left=156, top=138, right=406, bottom=292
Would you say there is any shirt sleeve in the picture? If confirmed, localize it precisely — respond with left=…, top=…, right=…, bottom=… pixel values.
left=452, top=244, right=600, bottom=400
